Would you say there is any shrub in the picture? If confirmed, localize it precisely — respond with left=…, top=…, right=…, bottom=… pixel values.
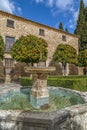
left=48, top=76, right=87, bottom=91
left=20, top=76, right=87, bottom=91
left=20, top=77, right=32, bottom=87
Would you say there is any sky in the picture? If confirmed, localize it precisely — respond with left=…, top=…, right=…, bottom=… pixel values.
left=0, top=0, right=87, bottom=34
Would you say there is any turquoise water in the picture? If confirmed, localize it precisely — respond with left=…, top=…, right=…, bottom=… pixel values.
left=0, top=88, right=85, bottom=111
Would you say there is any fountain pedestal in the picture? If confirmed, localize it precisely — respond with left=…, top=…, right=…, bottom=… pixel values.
left=25, top=67, right=55, bottom=108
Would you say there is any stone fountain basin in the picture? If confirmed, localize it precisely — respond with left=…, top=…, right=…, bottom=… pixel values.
left=0, top=83, right=87, bottom=130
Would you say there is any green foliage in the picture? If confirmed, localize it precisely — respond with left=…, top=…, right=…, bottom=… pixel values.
left=58, top=22, right=64, bottom=30
left=0, top=35, right=4, bottom=60
left=78, top=49, right=87, bottom=67
left=53, top=44, right=77, bottom=64
left=74, top=0, right=87, bottom=50
left=20, top=77, right=32, bottom=86
left=48, top=76, right=87, bottom=91
left=10, top=35, right=48, bottom=65
left=20, top=76, right=87, bottom=91
left=37, top=37, right=48, bottom=61
left=75, top=0, right=85, bottom=35
left=53, top=44, right=77, bottom=75
left=84, top=7, right=87, bottom=21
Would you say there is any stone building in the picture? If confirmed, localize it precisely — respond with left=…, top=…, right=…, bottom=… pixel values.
left=0, top=10, right=79, bottom=81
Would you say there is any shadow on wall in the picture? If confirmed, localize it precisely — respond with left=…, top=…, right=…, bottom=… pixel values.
left=49, top=59, right=78, bottom=76
left=83, top=68, right=87, bottom=75
left=49, top=60, right=62, bottom=75
left=11, top=62, right=31, bottom=83
left=69, top=64, right=78, bottom=75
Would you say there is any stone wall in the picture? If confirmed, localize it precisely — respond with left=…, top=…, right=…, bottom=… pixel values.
left=0, top=104, right=87, bottom=130
left=0, top=11, right=79, bottom=76
left=0, top=84, right=87, bottom=130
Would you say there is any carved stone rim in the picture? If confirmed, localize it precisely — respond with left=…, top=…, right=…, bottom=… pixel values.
left=24, top=67, right=56, bottom=73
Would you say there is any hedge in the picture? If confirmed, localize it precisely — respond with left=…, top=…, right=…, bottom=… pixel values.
left=20, top=77, right=32, bottom=87
left=48, top=78, right=87, bottom=91
left=20, top=76, right=87, bottom=91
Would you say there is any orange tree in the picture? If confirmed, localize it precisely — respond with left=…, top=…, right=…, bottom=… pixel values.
left=0, top=35, right=4, bottom=60
left=53, top=44, right=77, bottom=76
left=10, top=35, right=48, bottom=66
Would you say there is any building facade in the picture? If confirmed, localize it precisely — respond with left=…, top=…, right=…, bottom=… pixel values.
left=0, top=11, right=79, bottom=80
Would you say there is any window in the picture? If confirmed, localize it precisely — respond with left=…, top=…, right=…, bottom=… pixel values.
left=7, top=19, right=14, bottom=28
left=5, top=36, right=15, bottom=52
left=62, top=35, right=66, bottom=41
left=5, top=58, right=13, bottom=69
left=39, top=29, right=45, bottom=36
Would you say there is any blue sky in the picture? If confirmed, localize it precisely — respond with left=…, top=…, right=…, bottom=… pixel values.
left=0, top=0, right=87, bottom=34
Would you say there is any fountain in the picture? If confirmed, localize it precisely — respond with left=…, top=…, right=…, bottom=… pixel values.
left=0, top=64, right=87, bottom=130
left=24, top=65, right=55, bottom=108
left=0, top=79, right=86, bottom=130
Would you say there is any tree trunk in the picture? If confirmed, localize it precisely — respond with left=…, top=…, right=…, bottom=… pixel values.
left=31, top=62, right=34, bottom=67
left=83, top=67, right=87, bottom=75
left=62, top=63, right=67, bottom=76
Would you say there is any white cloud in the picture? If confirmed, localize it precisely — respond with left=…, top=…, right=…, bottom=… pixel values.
left=69, top=24, right=74, bottom=29
left=68, top=9, right=79, bottom=31
left=34, top=0, right=78, bottom=31
left=35, top=0, right=43, bottom=3
left=0, top=0, right=14, bottom=13
left=34, top=0, right=74, bottom=11
left=55, top=0, right=73, bottom=10
left=0, top=0, right=22, bottom=14
left=17, top=7, right=22, bottom=15
left=84, top=0, right=87, bottom=6
left=47, top=0, right=54, bottom=7
left=73, top=9, right=79, bottom=22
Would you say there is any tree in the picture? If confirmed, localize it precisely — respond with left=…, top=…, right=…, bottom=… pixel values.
left=53, top=44, right=77, bottom=76
left=0, top=35, right=4, bottom=60
left=74, top=0, right=85, bottom=34
left=78, top=50, right=87, bottom=74
left=37, top=37, right=48, bottom=62
left=65, top=28, right=69, bottom=33
left=58, top=22, right=64, bottom=30
left=74, top=0, right=87, bottom=50
left=84, top=7, right=87, bottom=21
left=10, top=35, right=48, bottom=66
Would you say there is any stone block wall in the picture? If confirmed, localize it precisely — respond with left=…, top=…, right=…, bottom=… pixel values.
left=0, top=11, right=79, bottom=76
left=0, top=104, right=87, bottom=130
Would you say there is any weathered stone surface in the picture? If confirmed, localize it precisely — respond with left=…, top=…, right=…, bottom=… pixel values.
left=0, top=11, right=79, bottom=76
left=25, top=67, right=55, bottom=108
left=1, top=105, right=87, bottom=130
left=0, top=84, right=87, bottom=129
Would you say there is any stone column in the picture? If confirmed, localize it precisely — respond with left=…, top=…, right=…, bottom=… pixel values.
left=30, top=73, right=49, bottom=108
left=5, top=74, right=11, bottom=83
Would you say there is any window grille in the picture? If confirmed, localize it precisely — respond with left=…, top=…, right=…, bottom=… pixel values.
left=5, top=36, right=15, bottom=52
